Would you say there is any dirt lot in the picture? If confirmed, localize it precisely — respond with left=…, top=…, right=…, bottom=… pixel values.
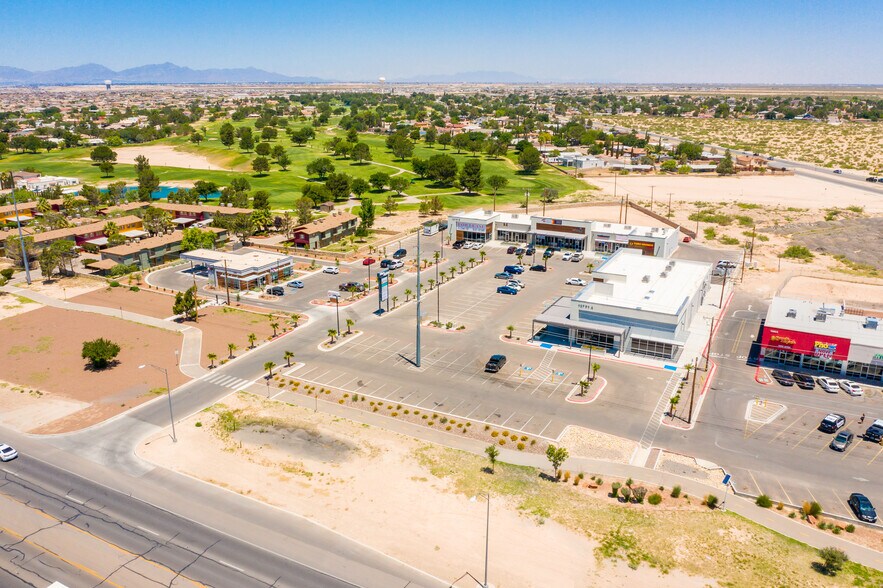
left=779, top=275, right=883, bottom=311
left=0, top=307, right=188, bottom=433
left=72, top=285, right=176, bottom=319
left=89, top=144, right=228, bottom=171
left=0, top=292, right=42, bottom=320
left=768, top=217, right=883, bottom=273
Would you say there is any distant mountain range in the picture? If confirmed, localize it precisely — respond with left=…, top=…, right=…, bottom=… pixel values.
left=393, top=71, right=541, bottom=84
left=0, top=62, right=330, bottom=85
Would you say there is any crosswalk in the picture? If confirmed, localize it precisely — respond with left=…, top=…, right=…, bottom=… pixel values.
left=204, top=372, right=254, bottom=390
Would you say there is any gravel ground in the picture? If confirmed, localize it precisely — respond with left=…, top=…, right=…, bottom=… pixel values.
left=766, top=217, right=883, bottom=271
left=557, top=425, right=636, bottom=463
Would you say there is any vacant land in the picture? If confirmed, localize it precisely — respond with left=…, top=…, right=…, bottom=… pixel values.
left=0, top=306, right=187, bottom=433
left=104, top=144, right=229, bottom=171
left=73, top=285, right=176, bottom=318
left=605, top=114, right=883, bottom=171
left=767, top=217, right=883, bottom=274
left=140, top=393, right=882, bottom=587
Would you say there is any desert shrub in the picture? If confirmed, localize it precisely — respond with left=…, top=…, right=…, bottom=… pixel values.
left=845, top=524, right=855, bottom=533
left=818, top=547, right=848, bottom=576
left=81, top=338, right=121, bottom=369
left=720, top=236, right=740, bottom=245
left=391, top=412, right=398, bottom=417
left=563, top=471, right=571, bottom=482
left=625, top=478, right=633, bottom=487
left=498, top=439, right=505, bottom=445
left=756, top=494, right=773, bottom=508
left=611, top=482, right=621, bottom=498
left=620, top=486, right=632, bottom=502
left=671, top=485, right=682, bottom=498
left=632, top=487, right=647, bottom=503
left=782, top=245, right=813, bottom=261
left=704, top=494, right=719, bottom=509
left=776, top=502, right=784, bottom=510
left=445, top=425, right=451, bottom=430
left=832, top=526, right=842, bottom=534
left=502, top=430, right=509, bottom=437
left=689, top=210, right=733, bottom=225
left=195, top=421, right=202, bottom=427
left=516, top=442, right=525, bottom=450
left=491, top=431, right=499, bottom=437
left=108, top=280, right=121, bottom=287
left=648, top=493, right=662, bottom=505
left=129, top=286, right=140, bottom=292
left=788, top=512, right=797, bottom=518
left=703, top=227, right=717, bottom=240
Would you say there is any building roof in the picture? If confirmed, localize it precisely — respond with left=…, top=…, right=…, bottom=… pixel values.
left=181, top=247, right=291, bottom=274
left=100, top=232, right=185, bottom=257
left=26, top=215, right=142, bottom=244
left=294, top=211, right=358, bottom=236
left=86, top=258, right=119, bottom=270
left=765, top=297, right=883, bottom=348
left=572, top=248, right=710, bottom=316
left=154, top=202, right=252, bottom=215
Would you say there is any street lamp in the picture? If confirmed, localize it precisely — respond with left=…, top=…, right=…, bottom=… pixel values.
left=139, top=364, right=177, bottom=442
left=470, top=492, right=490, bottom=588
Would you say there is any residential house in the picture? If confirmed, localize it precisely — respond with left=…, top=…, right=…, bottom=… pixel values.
left=291, top=211, right=358, bottom=249
left=97, top=227, right=228, bottom=270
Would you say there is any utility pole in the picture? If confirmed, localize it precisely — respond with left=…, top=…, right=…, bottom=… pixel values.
left=749, top=224, right=756, bottom=265
left=667, top=192, right=673, bottom=218
left=614, top=173, right=619, bottom=221
left=624, top=194, right=629, bottom=223
left=416, top=229, right=422, bottom=367
left=688, top=356, right=698, bottom=424
left=649, top=185, right=655, bottom=211
left=436, top=252, right=440, bottom=326
left=524, top=189, right=529, bottom=214
left=705, top=317, right=714, bottom=371
left=719, top=264, right=728, bottom=308
left=5, top=173, right=32, bottom=284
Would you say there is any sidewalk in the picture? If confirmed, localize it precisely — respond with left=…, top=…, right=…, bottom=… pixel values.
left=270, top=387, right=883, bottom=572
left=2, top=284, right=207, bottom=378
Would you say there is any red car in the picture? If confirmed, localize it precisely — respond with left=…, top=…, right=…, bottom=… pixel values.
left=682, top=236, right=692, bottom=243
left=362, top=257, right=376, bottom=265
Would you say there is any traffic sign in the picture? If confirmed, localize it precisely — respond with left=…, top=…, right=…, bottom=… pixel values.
left=722, top=474, right=731, bottom=485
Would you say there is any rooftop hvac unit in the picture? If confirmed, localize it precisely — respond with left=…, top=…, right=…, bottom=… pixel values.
left=660, top=271, right=668, bottom=278
left=603, top=223, right=610, bottom=228
left=641, top=275, right=650, bottom=283
left=813, top=311, right=827, bottom=322
left=865, top=317, right=879, bottom=330
left=786, top=308, right=797, bottom=318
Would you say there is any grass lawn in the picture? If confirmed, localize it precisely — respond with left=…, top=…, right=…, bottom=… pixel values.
left=415, top=444, right=883, bottom=587
left=1, top=118, right=593, bottom=211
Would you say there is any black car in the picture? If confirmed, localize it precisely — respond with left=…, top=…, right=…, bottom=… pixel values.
left=792, top=373, right=816, bottom=390
left=529, top=264, right=547, bottom=272
left=266, top=286, right=284, bottom=296
left=849, top=493, right=877, bottom=523
left=379, top=259, right=392, bottom=268
left=525, top=246, right=535, bottom=256
left=506, top=246, right=516, bottom=254
left=771, top=369, right=794, bottom=386
left=819, top=413, right=846, bottom=433
left=393, top=248, right=407, bottom=259
left=484, top=354, right=507, bottom=373
left=515, top=247, right=525, bottom=256
left=867, top=177, right=879, bottom=183
left=452, top=240, right=466, bottom=249
left=864, top=424, right=883, bottom=443
left=339, top=281, right=365, bottom=292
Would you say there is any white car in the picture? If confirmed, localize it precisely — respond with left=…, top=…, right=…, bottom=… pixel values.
left=839, top=380, right=864, bottom=396
left=506, top=280, right=525, bottom=290
left=473, top=242, right=484, bottom=250
left=0, top=443, right=18, bottom=462
left=571, top=252, right=584, bottom=262
left=562, top=252, right=573, bottom=261
left=817, top=376, right=840, bottom=393
left=565, top=277, right=587, bottom=286
left=388, top=259, right=404, bottom=270
left=322, top=266, right=340, bottom=274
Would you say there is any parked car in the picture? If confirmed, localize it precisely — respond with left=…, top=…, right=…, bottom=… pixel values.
left=0, top=443, right=18, bottom=462
left=682, top=236, right=692, bottom=243
left=266, top=286, right=284, bottom=296
left=503, top=265, right=524, bottom=274
left=473, top=242, right=484, bottom=250
left=322, top=266, right=340, bottom=274
left=506, top=280, right=524, bottom=290
left=562, top=252, right=573, bottom=261
left=546, top=246, right=560, bottom=253
left=286, top=280, right=304, bottom=288
left=506, top=246, right=516, bottom=254
left=379, top=259, right=393, bottom=268
left=565, top=277, right=587, bottom=286
left=571, top=252, right=584, bottom=262
left=515, top=247, right=526, bottom=256
left=452, top=240, right=466, bottom=249
left=525, top=246, right=535, bottom=256
left=839, top=380, right=864, bottom=396
left=770, top=369, right=795, bottom=386
left=792, top=373, right=816, bottom=390
left=494, top=272, right=513, bottom=280
left=830, top=430, right=854, bottom=451
left=496, top=285, right=518, bottom=295
left=716, top=260, right=737, bottom=269
left=819, top=413, right=846, bottom=433
left=865, top=420, right=883, bottom=443
left=339, top=282, right=365, bottom=292
left=543, top=250, right=554, bottom=259
left=529, top=264, right=547, bottom=272
left=817, top=376, right=840, bottom=392
left=849, top=493, right=877, bottom=523
left=507, top=278, right=525, bottom=289
left=362, top=257, right=376, bottom=266
left=484, top=354, right=507, bottom=373
left=388, top=259, right=404, bottom=270
left=393, top=248, right=407, bottom=259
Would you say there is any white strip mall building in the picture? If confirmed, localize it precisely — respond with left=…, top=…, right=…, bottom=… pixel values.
left=447, top=208, right=680, bottom=257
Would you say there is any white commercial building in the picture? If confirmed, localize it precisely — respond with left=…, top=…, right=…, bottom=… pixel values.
left=448, top=209, right=680, bottom=258
left=181, top=248, right=293, bottom=291
left=532, top=248, right=712, bottom=359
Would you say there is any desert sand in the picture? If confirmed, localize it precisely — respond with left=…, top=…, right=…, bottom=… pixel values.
left=99, top=145, right=229, bottom=171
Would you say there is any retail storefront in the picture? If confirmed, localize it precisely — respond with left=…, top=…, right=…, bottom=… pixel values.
left=531, top=218, right=589, bottom=250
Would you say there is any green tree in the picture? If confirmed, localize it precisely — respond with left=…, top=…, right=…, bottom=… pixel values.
left=540, top=187, right=559, bottom=205
left=545, top=445, right=569, bottom=479
left=81, top=338, right=121, bottom=369
left=325, top=172, right=352, bottom=201
left=141, top=206, right=173, bottom=236
left=383, top=195, right=399, bottom=215
left=351, top=177, right=369, bottom=197
left=438, top=132, right=452, bottom=149
left=424, top=126, right=437, bottom=146
left=818, top=547, right=847, bottom=576
left=252, top=156, right=270, bottom=175
left=207, top=353, right=217, bottom=368
left=389, top=135, right=414, bottom=160
left=227, top=342, right=238, bottom=358
left=506, top=325, right=515, bottom=338
left=284, top=350, right=294, bottom=367
left=173, top=285, right=200, bottom=322
left=90, top=145, right=117, bottom=164
left=38, top=246, right=60, bottom=280
left=459, top=158, right=482, bottom=193
left=137, top=167, right=160, bottom=201
left=351, top=142, right=371, bottom=163
left=276, top=151, right=291, bottom=170
left=248, top=333, right=257, bottom=348
left=427, top=154, right=458, bottom=184
left=264, top=361, right=276, bottom=378
left=255, top=142, right=271, bottom=156
left=251, top=208, right=273, bottom=232
left=327, top=329, right=337, bottom=344
left=487, top=175, right=508, bottom=196
left=661, top=159, right=678, bottom=172
left=232, top=213, right=254, bottom=245
left=181, top=227, right=217, bottom=251
left=716, top=149, right=736, bottom=175
left=219, top=122, right=235, bottom=148
left=239, top=132, right=254, bottom=152
left=369, top=171, right=390, bottom=191
left=675, top=141, right=703, bottom=160
left=452, top=133, right=470, bottom=153
left=306, top=157, right=335, bottom=178
left=345, top=318, right=355, bottom=334
left=358, top=197, right=375, bottom=230
left=389, top=176, right=410, bottom=195
left=252, top=190, right=270, bottom=210
left=485, top=444, right=500, bottom=473
left=294, top=197, right=314, bottom=225
left=99, top=161, right=115, bottom=177
left=80, top=184, right=102, bottom=206
left=518, top=146, right=542, bottom=173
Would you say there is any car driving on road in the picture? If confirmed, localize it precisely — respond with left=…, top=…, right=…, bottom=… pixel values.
left=819, top=413, right=846, bottom=433
left=286, top=280, right=304, bottom=288
left=565, top=277, right=587, bottom=286
left=322, top=266, right=340, bottom=274
left=392, top=248, right=407, bottom=259
left=0, top=443, right=18, bottom=462
left=484, top=354, right=507, bottom=373
left=849, top=493, right=877, bottom=523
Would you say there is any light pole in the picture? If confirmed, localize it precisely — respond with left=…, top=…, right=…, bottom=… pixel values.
left=3, top=172, right=32, bottom=285
left=139, top=364, right=176, bottom=442
left=335, top=294, right=340, bottom=337
left=416, top=229, right=422, bottom=367
left=436, top=253, right=440, bottom=326
left=470, top=492, right=490, bottom=588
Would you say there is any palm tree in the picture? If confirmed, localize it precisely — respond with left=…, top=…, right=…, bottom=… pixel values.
left=392, top=295, right=399, bottom=308
left=683, top=362, right=694, bottom=383
left=284, top=350, right=294, bottom=367
left=270, top=321, right=280, bottom=337
left=428, top=278, right=435, bottom=290
left=579, top=379, right=590, bottom=396
left=458, top=260, right=466, bottom=274
left=433, top=251, right=441, bottom=264
left=227, top=342, right=237, bottom=358
left=669, top=393, right=680, bottom=417
left=591, top=362, right=601, bottom=380
left=587, top=262, right=595, bottom=274
left=517, top=254, right=524, bottom=265
left=327, top=329, right=337, bottom=344
left=248, top=333, right=257, bottom=348
left=291, top=313, right=301, bottom=328
left=448, top=267, right=456, bottom=280
left=506, top=325, right=515, bottom=338
left=468, top=257, right=476, bottom=268
left=207, top=352, right=217, bottom=368
left=264, top=361, right=276, bottom=378
left=479, top=251, right=487, bottom=263
left=404, top=288, right=413, bottom=302
left=345, top=318, right=355, bottom=334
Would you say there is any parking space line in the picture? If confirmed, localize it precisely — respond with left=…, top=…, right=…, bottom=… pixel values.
left=805, top=486, right=819, bottom=505
left=538, top=420, right=554, bottom=437
left=518, top=416, right=534, bottom=431
left=420, top=396, right=447, bottom=409
left=448, top=399, right=465, bottom=414
left=746, top=470, right=764, bottom=495
left=323, top=373, right=351, bottom=386
left=790, top=426, right=818, bottom=450
left=832, top=491, right=851, bottom=515
left=776, top=479, right=793, bottom=505
left=868, top=446, right=883, bottom=466
left=841, top=439, right=863, bottom=460
left=770, top=410, right=808, bottom=444
left=546, top=371, right=572, bottom=398
left=382, top=386, right=402, bottom=399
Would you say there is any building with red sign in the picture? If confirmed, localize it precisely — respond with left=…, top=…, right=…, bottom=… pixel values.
left=760, top=297, right=883, bottom=383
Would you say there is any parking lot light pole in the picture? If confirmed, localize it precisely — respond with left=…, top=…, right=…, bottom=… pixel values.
left=139, top=364, right=176, bottom=442
left=335, top=295, right=340, bottom=337
left=470, top=492, right=490, bottom=588
left=416, top=229, right=422, bottom=367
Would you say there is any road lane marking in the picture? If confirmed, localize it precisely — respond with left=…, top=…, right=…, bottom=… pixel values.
left=730, top=319, right=746, bottom=354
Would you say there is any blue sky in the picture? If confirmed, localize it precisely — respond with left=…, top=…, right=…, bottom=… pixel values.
left=6, top=0, right=882, bottom=82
